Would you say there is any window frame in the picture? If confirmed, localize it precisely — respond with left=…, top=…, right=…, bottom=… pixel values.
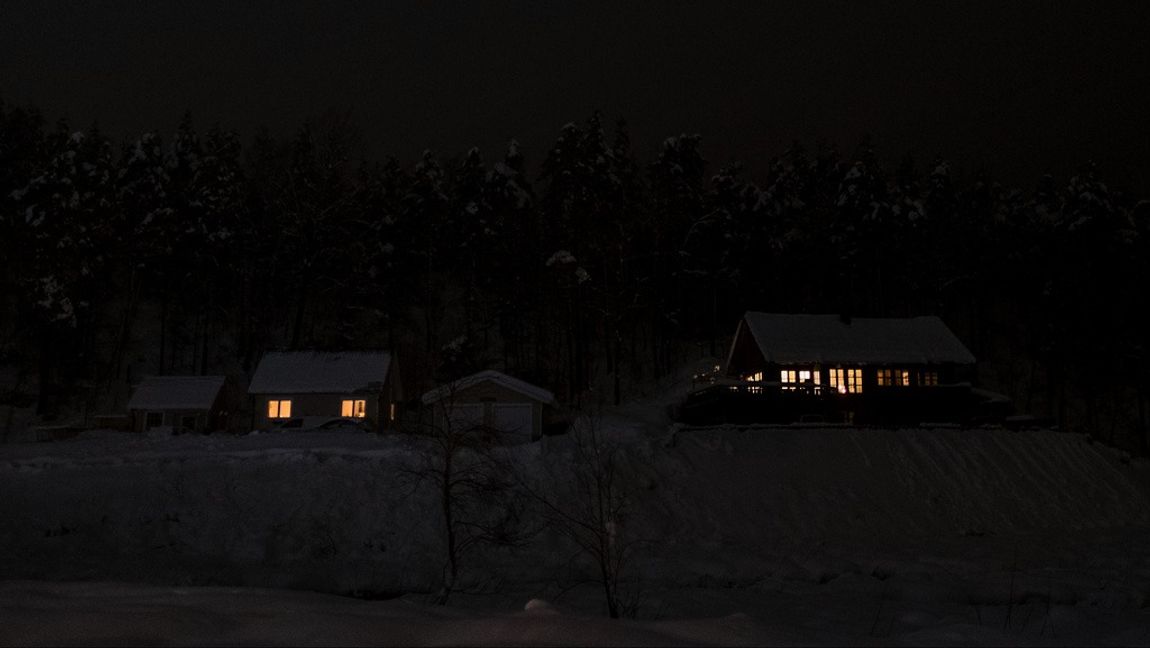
left=341, top=399, right=367, bottom=418
left=829, top=368, right=864, bottom=394
left=268, top=399, right=292, bottom=419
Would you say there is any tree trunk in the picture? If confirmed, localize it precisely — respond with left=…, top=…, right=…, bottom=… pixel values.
left=159, top=287, right=169, bottom=374
left=290, top=288, right=307, bottom=350
left=36, top=326, right=59, bottom=419
left=439, top=449, right=457, bottom=606
left=200, top=283, right=212, bottom=375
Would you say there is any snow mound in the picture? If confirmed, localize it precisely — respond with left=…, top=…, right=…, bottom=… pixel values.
left=523, top=598, right=558, bottom=614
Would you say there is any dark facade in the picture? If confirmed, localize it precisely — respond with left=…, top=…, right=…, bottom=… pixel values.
left=127, top=376, right=236, bottom=434
left=421, top=370, right=556, bottom=444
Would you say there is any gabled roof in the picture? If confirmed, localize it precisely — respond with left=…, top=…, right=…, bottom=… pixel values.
left=422, top=370, right=556, bottom=405
left=127, top=376, right=226, bottom=411
left=248, top=351, right=392, bottom=394
left=735, top=312, right=976, bottom=366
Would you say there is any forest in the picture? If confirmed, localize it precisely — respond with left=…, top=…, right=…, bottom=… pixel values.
left=1, top=99, right=1148, bottom=452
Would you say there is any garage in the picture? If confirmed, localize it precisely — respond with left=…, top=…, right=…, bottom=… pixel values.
left=422, top=370, right=557, bottom=444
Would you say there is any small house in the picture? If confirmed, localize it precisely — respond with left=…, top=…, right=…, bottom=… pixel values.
left=684, top=312, right=986, bottom=424
left=127, top=375, right=231, bottom=434
left=248, top=351, right=401, bottom=431
left=421, top=370, right=556, bottom=443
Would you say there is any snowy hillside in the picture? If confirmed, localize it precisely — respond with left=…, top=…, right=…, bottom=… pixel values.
left=2, top=422, right=1149, bottom=644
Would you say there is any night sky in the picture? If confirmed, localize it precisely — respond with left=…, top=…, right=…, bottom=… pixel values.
left=3, top=1, right=1149, bottom=191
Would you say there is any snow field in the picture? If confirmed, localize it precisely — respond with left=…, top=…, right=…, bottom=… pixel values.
left=2, top=422, right=1149, bottom=644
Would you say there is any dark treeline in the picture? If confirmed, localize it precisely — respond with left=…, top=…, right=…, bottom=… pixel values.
left=2, top=99, right=1149, bottom=451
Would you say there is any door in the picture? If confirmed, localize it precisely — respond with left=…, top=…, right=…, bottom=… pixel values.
left=492, top=403, right=534, bottom=442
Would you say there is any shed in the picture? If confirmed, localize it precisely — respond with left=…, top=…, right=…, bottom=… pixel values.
left=421, top=370, right=556, bottom=443
left=127, top=376, right=229, bottom=434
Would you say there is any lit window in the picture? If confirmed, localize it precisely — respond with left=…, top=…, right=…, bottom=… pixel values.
left=388, top=402, right=396, bottom=421
left=341, top=399, right=367, bottom=418
left=268, top=399, right=292, bottom=419
left=877, top=369, right=910, bottom=387
left=780, top=370, right=797, bottom=391
left=920, top=371, right=939, bottom=386
left=829, top=368, right=863, bottom=394
left=745, top=371, right=764, bottom=382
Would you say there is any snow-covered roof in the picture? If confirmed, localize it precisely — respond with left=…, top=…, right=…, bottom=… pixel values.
left=127, top=376, right=226, bottom=411
left=737, top=312, right=976, bottom=365
left=421, top=370, right=556, bottom=405
left=248, top=351, right=392, bottom=394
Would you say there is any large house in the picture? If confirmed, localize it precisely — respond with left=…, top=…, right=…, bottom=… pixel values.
left=248, top=351, right=401, bottom=431
left=421, top=370, right=556, bottom=443
left=683, top=312, right=994, bottom=424
left=127, top=375, right=233, bottom=434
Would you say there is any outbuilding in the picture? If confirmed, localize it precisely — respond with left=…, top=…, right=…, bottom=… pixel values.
left=421, top=370, right=556, bottom=443
left=127, top=375, right=231, bottom=434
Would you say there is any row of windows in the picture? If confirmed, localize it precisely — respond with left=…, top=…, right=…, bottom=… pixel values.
left=780, top=369, right=821, bottom=392
left=828, top=368, right=863, bottom=394
left=267, top=399, right=397, bottom=421
left=876, top=369, right=939, bottom=387
left=744, top=368, right=942, bottom=394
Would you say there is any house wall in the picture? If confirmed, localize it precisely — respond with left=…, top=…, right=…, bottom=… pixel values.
left=251, top=392, right=380, bottom=430
left=249, top=372, right=401, bottom=433
left=131, top=408, right=213, bottom=434
left=425, top=380, right=545, bottom=441
left=737, top=359, right=969, bottom=391
left=725, top=321, right=767, bottom=378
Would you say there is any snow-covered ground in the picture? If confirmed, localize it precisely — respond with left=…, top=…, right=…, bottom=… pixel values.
left=2, top=418, right=1149, bottom=645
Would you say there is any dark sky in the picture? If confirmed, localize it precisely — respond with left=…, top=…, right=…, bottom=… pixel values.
left=3, top=1, right=1149, bottom=192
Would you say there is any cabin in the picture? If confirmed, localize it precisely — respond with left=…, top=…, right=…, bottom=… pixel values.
left=127, top=375, right=232, bottom=434
left=421, top=370, right=556, bottom=443
left=248, top=351, right=401, bottom=432
left=682, top=312, right=989, bottom=425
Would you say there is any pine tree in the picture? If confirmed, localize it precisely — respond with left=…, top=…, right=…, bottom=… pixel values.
left=16, top=124, right=116, bottom=415
left=484, top=140, right=538, bottom=373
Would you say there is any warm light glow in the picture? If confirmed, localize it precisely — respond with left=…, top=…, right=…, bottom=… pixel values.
left=920, top=371, right=939, bottom=386
left=268, top=399, right=292, bottom=418
left=780, top=369, right=796, bottom=391
left=341, top=399, right=367, bottom=418
left=829, top=368, right=863, bottom=394
left=745, top=371, right=764, bottom=382
left=780, top=369, right=820, bottom=392
left=388, top=402, right=396, bottom=421
left=877, top=369, right=909, bottom=387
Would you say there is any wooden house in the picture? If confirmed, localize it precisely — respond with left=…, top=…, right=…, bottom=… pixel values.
left=248, top=351, right=401, bottom=432
left=683, top=312, right=989, bottom=424
left=127, top=376, right=231, bottom=434
left=421, top=370, right=556, bottom=443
